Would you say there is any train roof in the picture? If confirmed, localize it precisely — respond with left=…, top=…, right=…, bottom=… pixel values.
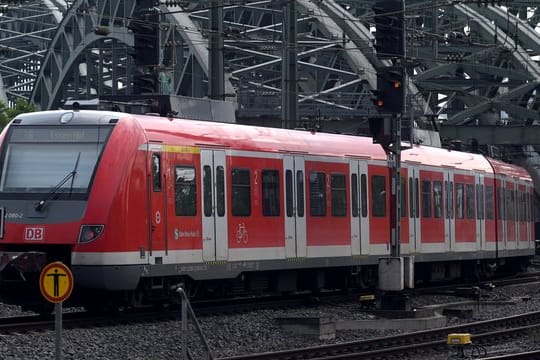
left=8, top=110, right=532, bottom=181
left=134, top=112, right=389, bottom=160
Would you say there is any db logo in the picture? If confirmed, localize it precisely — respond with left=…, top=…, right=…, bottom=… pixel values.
left=24, top=227, right=45, bottom=241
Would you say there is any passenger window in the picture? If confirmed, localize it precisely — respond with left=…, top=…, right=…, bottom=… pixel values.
left=422, top=180, right=431, bottom=218
left=476, top=184, right=484, bottom=220
left=309, top=171, right=326, bottom=216
left=400, top=176, right=407, bottom=218
left=262, top=170, right=280, bottom=216
left=456, top=183, right=464, bottom=219
left=445, top=181, right=454, bottom=219
left=371, top=175, right=386, bottom=217
left=174, top=166, right=197, bottom=216
left=351, top=174, right=358, bottom=218
left=433, top=181, right=442, bottom=218
left=497, top=187, right=504, bottom=220
left=203, top=166, right=212, bottom=217
left=296, top=170, right=305, bottom=217
left=466, top=184, right=475, bottom=219
left=331, top=173, right=346, bottom=217
left=485, top=186, right=494, bottom=220
left=414, top=178, right=419, bottom=218
left=361, top=174, right=368, bottom=217
left=286, top=170, right=293, bottom=217
left=152, top=153, right=161, bottom=192
left=409, top=178, right=414, bottom=217
left=231, top=168, right=251, bottom=216
left=216, top=166, right=225, bottom=217
left=505, top=188, right=512, bottom=221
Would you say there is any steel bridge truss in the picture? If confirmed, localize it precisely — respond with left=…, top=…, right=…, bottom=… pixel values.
left=0, top=1, right=539, bottom=134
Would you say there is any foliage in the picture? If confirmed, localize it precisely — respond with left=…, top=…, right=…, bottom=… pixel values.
left=0, top=99, right=36, bottom=131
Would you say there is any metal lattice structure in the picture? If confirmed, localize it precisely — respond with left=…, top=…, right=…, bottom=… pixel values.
left=0, top=0, right=540, bottom=135
left=0, top=0, right=66, bottom=105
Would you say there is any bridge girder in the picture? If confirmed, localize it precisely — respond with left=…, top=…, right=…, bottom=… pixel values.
left=0, top=1, right=538, bottom=136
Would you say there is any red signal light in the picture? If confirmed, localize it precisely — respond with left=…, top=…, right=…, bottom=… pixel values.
left=391, top=80, right=401, bottom=89
left=375, top=99, right=384, bottom=107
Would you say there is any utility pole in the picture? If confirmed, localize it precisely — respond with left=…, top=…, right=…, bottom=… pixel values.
left=281, top=0, right=298, bottom=129
left=209, top=0, right=224, bottom=100
left=372, top=0, right=413, bottom=309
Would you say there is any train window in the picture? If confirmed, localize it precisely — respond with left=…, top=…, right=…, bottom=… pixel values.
left=497, top=187, right=504, bottom=220
left=203, top=166, right=212, bottom=217
left=414, top=178, right=419, bottom=218
left=286, top=170, right=293, bottom=217
left=477, top=184, right=484, bottom=220
left=1, top=127, right=111, bottom=195
left=361, top=174, right=368, bottom=218
left=331, top=173, right=346, bottom=217
left=421, top=180, right=431, bottom=218
left=231, top=168, right=251, bottom=216
left=485, top=185, right=494, bottom=220
left=174, top=166, right=197, bottom=216
left=482, top=185, right=485, bottom=220
left=520, top=192, right=525, bottom=222
left=517, top=192, right=522, bottom=222
left=152, top=153, right=161, bottom=192
left=505, top=188, right=512, bottom=221
left=371, top=175, right=386, bottom=217
left=532, top=192, right=535, bottom=222
left=297, top=170, right=305, bottom=217
left=409, top=178, right=414, bottom=217
left=400, top=177, right=406, bottom=218
left=445, top=181, right=454, bottom=219
left=433, top=181, right=442, bottom=218
left=530, top=192, right=534, bottom=222
left=310, top=171, right=326, bottom=216
left=456, top=183, right=464, bottom=219
left=262, top=170, right=280, bottom=216
left=524, top=193, right=528, bottom=222
left=466, top=184, right=475, bottom=219
left=216, top=166, right=225, bottom=217
left=351, top=174, right=358, bottom=218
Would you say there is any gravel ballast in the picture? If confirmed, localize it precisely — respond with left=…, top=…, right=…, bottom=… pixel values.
left=1, top=282, right=540, bottom=359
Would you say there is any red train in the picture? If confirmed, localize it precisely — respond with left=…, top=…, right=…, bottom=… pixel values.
left=0, top=109, right=535, bottom=311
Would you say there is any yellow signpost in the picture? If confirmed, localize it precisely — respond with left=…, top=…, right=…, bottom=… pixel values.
left=39, top=262, right=74, bottom=360
left=39, top=262, right=73, bottom=303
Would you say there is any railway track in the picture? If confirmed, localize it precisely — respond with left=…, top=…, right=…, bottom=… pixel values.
left=0, top=309, right=180, bottom=334
left=0, top=270, right=538, bottom=335
left=218, top=311, right=540, bottom=360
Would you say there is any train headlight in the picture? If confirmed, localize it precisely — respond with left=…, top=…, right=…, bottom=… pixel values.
left=78, top=225, right=104, bottom=243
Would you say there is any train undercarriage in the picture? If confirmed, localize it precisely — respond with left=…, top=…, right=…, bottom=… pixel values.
left=0, top=247, right=532, bottom=314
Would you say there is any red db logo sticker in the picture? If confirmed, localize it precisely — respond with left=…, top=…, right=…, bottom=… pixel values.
left=25, top=227, right=44, bottom=241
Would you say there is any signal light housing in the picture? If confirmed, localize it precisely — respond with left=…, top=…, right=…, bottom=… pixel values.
left=372, top=66, right=404, bottom=114
left=372, top=0, right=404, bottom=58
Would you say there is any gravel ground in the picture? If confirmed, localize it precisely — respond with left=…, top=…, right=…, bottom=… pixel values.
left=1, top=281, right=540, bottom=359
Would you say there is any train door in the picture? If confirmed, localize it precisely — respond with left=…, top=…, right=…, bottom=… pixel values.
left=505, top=180, right=517, bottom=250
left=496, top=178, right=507, bottom=250
left=283, top=155, right=307, bottom=258
left=149, top=150, right=167, bottom=260
left=475, top=174, right=485, bottom=251
left=407, top=166, right=420, bottom=253
left=349, top=160, right=369, bottom=256
left=524, top=184, right=532, bottom=249
left=444, top=169, right=455, bottom=251
left=517, top=183, right=530, bottom=249
left=201, top=149, right=228, bottom=261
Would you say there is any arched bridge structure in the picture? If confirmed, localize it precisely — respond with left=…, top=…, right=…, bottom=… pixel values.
left=1, top=0, right=540, bottom=137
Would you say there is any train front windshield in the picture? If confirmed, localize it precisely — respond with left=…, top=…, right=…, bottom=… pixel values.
left=0, top=126, right=112, bottom=198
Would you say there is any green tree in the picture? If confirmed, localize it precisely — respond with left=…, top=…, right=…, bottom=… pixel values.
left=0, top=99, right=36, bottom=131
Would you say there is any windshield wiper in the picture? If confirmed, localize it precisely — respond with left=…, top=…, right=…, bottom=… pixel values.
left=35, top=152, right=81, bottom=212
